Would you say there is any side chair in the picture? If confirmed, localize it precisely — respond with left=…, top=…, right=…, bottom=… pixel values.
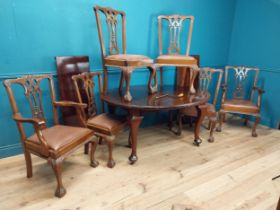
left=170, top=68, right=223, bottom=143
left=216, top=66, right=265, bottom=137
left=3, top=75, right=98, bottom=198
left=94, top=6, right=158, bottom=102
left=72, top=72, right=128, bottom=168
left=156, top=15, right=198, bottom=92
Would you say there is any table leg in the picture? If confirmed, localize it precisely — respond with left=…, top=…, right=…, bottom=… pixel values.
left=128, top=111, right=143, bottom=164
left=194, top=104, right=207, bottom=146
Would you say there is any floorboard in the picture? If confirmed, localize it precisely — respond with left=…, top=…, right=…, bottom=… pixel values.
left=1, top=116, right=280, bottom=210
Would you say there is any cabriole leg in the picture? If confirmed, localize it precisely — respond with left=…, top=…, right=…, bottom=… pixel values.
left=119, top=71, right=124, bottom=93
left=123, top=68, right=132, bottom=102
left=208, top=120, right=216, bottom=143
left=128, top=112, right=143, bottom=164
left=148, top=65, right=158, bottom=94
left=90, top=141, right=99, bottom=168
left=107, top=140, right=116, bottom=168
left=252, top=116, right=260, bottom=137
left=216, top=112, right=225, bottom=132
left=194, top=105, right=207, bottom=146
left=50, top=158, right=66, bottom=198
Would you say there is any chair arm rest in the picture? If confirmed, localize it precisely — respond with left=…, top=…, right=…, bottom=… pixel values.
left=54, top=101, right=88, bottom=127
left=13, top=113, right=49, bottom=149
left=53, top=101, right=87, bottom=109
left=13, top=113, right=46, bottom=127
left=253, top=86, right=265, bottom=94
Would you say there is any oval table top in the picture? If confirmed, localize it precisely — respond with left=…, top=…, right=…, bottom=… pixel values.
left=102, top=85, right=209, bottom=111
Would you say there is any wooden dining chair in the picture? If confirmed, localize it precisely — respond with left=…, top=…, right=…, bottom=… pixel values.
left=72, top=72, right=128, bottom=168
left=3, top=75, right=98, bottom=198
left=94, top=6, right=157, bottom=102
left=216, top=66, right=265, bottom=137
left=170, top=68, right=223, bottom=143
left=156, top=15, right=198, bottom=93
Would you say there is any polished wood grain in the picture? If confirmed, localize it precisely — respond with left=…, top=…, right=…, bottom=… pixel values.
left=217, top=66, right=265, bottom=137
left=3, top=75, right=96, bottom=198
left=94, top=6, right=157, bottom=102
left=102, top=85, right=209, bottom=163
left=55, top=56, right=90, bottom=126
left=1, top=119, right=280, bottom=209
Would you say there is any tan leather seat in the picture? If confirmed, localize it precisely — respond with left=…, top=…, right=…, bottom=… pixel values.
left=87, top=113, right=127, bottom=136
left=156, top=55, right=197, bottom=65
left=105, top=54, right=153, bottom=67
left=222, top=99, right=259, bottom=113
left=28, top=125, right=93, bottom=151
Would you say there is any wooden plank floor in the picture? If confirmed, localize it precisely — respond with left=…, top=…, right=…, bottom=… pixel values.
left=1, top=116, right=280, bottom=210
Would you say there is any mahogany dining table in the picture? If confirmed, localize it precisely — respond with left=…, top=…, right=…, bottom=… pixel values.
left=102, top=85, right=210, bottom=164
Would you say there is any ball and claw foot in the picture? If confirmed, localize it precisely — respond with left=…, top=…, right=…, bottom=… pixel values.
left=55, top=186, right=66, bottom=198
left=90, top=160, right=99, bottom=168
left=193, top=138, right=202, bottom=146
left=252, top=131, right=258, bottom=137
left=216, top=126, right=222, bottom=132
left=129, top=154, right=138, bottom=165
left=107, top=160, right=116, bottom=168
left=208, top=136, right=214, bottom=143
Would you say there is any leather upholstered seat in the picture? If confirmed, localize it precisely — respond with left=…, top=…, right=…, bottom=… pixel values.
left=28, top=125, right=93, bottom=151
left=87, top=113, right=127, bottom=136
left=222, top=99, right=259, bottom=113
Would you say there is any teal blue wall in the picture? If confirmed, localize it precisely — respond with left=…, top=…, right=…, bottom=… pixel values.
left=0, top=0, right=236, bottom=158
left=228, top=0, right=280, bottom=128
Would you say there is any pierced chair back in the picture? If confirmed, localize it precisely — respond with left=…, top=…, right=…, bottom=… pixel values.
left=223, top=66, right=259, bottom=102
left=197, top=68, right=223, bottom=107
left=158, top=15, right=194, bottom=56
left=94, top=6, right=126, bottom=58
left=72, top=72, right=103, bottom=121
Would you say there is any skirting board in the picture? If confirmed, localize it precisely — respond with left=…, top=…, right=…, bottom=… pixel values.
left=0, top=143, right=22, bottom=159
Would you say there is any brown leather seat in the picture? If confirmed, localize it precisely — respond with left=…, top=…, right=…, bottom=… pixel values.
left=156, top=55, right=197, bottom=65
left=105, top=54, right=153, bottom=67
left=87, top=113, right=127, bottom=136
left=28, top=125, right=93, bottom=151
left=222, top=99, right=259, bottom=113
